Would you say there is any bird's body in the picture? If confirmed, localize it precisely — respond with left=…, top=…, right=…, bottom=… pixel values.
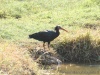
left=29, top=30, right=59, bottom=42
left=29, top=26, right=68, bottom=49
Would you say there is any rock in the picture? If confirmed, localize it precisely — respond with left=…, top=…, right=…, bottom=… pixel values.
left=34, top=50, right=62, bottom=65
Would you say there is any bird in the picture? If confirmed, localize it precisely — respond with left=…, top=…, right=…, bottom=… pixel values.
left=29, top=26, right=68, bottom=49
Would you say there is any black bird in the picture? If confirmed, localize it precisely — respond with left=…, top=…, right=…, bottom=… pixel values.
left=29, top=26, right=68, bottom=49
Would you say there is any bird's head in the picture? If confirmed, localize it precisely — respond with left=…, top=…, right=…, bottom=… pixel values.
left=55, top=25, right=68, bottom=32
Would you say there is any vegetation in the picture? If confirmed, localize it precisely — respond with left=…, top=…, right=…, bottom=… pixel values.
left=0, top=0, right=100, bottom=75
left=0, top=0, right=100, bottom=40
left=54, top=33, right=100, bottom=63
left=0, top=41, right=40, bottom=75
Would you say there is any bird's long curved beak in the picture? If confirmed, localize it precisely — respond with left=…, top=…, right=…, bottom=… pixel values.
left=60, top=27, right=68, bottom=32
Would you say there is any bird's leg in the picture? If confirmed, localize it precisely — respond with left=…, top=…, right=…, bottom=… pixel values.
left=43, top=42, right=45, bottom=50
left=48, top=42, right=50, bottom=50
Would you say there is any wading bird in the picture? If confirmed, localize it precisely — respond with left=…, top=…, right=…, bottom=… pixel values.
left=29, top=26, right=68, bottom=49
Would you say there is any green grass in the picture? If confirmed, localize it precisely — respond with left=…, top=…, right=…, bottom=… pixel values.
left=0, top=0, right=100, bottom=40
left=0, top=0, right=100, bottom=75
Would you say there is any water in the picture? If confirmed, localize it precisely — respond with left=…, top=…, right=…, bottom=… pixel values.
left=56, top=64, right=100, bottom=75
left=42, top=63, right=100, bottom=75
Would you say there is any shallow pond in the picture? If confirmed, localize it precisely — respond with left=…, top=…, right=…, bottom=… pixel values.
left=42, top=63, right=100, bottom=75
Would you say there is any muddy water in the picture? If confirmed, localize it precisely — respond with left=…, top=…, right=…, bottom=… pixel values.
left=55, top=64, right=100, bottom=75
left=42, top=63, right=100, bottom=75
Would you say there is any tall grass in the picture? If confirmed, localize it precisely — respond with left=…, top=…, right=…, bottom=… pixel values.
left=54, top=33, right=100, bottom=63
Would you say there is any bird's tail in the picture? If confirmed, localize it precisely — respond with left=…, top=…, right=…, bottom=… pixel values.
left=29, top=33, right=38, bottom=39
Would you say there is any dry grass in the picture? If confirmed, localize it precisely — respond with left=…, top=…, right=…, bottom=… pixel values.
left=0, top=41, right=41, bottom=75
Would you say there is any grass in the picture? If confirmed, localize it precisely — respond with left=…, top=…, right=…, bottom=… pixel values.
left=0, top=0, right=100, bottom=40
left=0, top=41, right=41, bottom=75
left=0, top=0, right=100, bottom=75
left=54, top=33, right=100, bottom=63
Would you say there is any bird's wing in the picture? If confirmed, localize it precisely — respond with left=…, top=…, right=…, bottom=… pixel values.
left=30, top=31, right=51, bottom=41
left=33, top=32, right=46, bottom=41
left=43, top=30, right=57, bottom=40
left=39, top=30, right=56, bottom=40
left=29, top=30, right=56, bottom=42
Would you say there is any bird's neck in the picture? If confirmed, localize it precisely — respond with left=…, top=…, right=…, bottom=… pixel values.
left=56, top=29, right=60, bottom=35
